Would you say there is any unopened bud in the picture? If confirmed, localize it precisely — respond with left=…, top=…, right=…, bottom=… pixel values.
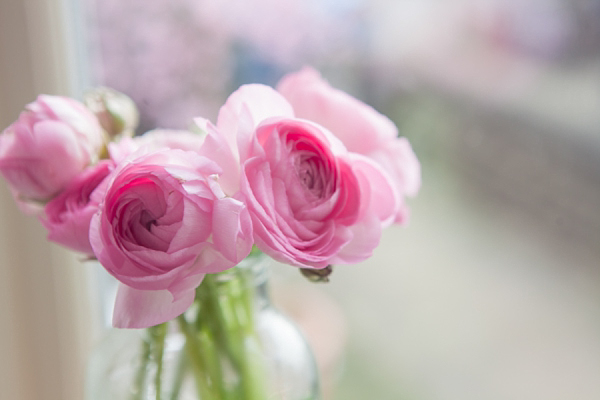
left=300, top=265, right=333, bottom=283
left=84, top=87, right=139, bottom=138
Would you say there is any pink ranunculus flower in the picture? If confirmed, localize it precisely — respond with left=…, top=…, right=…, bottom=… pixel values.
left=90, top=148, right=253, bottom=329
left=0, top=95, right=105, bottom=207
left=108, top=129, right=205, bottom=164
left=198, top=84, right=398, bottom=269
left=41, top=160, right=114, bottom=255
left=277, top=67, right=421, bottom=224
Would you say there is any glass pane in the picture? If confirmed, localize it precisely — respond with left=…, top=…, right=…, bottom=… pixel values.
left=81, top=1, right=600, bottom=400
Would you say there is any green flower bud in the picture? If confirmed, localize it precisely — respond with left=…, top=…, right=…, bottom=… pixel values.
left=84, top=87, right=139, bottom=139
left=300, top=265, right=333, bottom=283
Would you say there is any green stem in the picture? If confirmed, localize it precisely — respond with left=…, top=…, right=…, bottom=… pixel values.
left=131, top=332, right=152, bottom=400
left=198, top=324, right=229, bottom=399
left=201, top=269, right=267, bottom=400
left=229, top=267, right=267, bottom=399
left=149, top=323, right=168, bottom=400
left=176, top=314, right=215, bottom=400
left=169, top=351, right=187, bottom=400
left=201, top=275, right=243, bottom=370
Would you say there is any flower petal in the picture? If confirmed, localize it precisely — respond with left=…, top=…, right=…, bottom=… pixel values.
left=212, top=197, right=253, bottom=264
left=277, top=67, right=398, bottom=153
left=112, top=282, right=199, bottom=329
left=217, top=84, right=294, bottom=137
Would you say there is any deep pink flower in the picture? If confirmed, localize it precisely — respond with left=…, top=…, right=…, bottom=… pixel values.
left=0, top=95, right=104, bottom=208
left=89, top=149, right=253, bottom=328
left=41, top=160, right=114, bottom=255
left=277, top=67, right=421, bottom=223
left=198, top=84, right=398, bottom=269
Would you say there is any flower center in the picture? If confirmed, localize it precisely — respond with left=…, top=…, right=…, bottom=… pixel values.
left=295, top=153, right=326, bottom=198
left=139, top=209, right=157, bottom=231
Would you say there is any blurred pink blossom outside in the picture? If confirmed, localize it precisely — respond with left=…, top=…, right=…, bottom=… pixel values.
left=89, top=0, right=364, bottom=130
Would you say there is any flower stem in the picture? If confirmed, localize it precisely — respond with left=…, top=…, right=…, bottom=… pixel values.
left=130, top=332, right=152, bottom=400
left=148, top=323, right=168, bottom=400
left=200, top=269, right=267, bottom=400
left=198, top=323, right=229, bottom=399
left=169, top=351, right=187, bottom=400
left=176, top=314, right=215, bottom=400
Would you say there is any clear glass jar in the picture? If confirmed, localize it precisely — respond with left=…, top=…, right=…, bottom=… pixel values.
left=85, top=255, right=321, bottom=400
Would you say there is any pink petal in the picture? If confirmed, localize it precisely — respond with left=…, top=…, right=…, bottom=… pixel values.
left=277, top=67, right=397, bottom=154
left=347, top=153, right=400, bottom=227
left=195, top=119, right=241, bottom=195
left=211, top=197, right=253, bottom=264
left=217, top=84, right=294, bottom=139
left=112, top=282, right=199, bottom=329
left=329, top=213, right=382, bottom=265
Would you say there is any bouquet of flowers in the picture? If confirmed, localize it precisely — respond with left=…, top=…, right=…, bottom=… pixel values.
left=0, top=67, right=420, bottom=399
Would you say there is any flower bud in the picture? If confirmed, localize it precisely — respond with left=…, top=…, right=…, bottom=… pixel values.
left=84, top=87, right=139, bottom=138
left=0, top=94, right=105, bottom=208
left=300, top=266, right=333, bottom=283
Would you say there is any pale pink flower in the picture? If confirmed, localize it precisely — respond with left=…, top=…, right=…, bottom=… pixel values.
left=41, top=160, right=114, bottom=255
left=277, top=67, right=421, bottom=223
left=198, top=84, right=398, bottom=269
left=108, top=129, right=205, bottom=164
left=89, top=149, right=253, bottom=328
left=0, top=95, right=104, bottom=207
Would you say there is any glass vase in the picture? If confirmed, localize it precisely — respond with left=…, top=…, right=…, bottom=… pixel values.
left=85, top=254, right=321, bottom=400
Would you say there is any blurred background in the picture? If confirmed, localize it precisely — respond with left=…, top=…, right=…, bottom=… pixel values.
left=1, top=0, right=599, bottom=399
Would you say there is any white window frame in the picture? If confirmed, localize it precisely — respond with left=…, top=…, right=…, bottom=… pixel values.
left=0, top=0, right=98, bottom=399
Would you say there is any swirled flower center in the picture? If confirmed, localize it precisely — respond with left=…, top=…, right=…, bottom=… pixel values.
left=295, top=152, right=325, bottom=198
left=139, top=209, right=157, bottom=231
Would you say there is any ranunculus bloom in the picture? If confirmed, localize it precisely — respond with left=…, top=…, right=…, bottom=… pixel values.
left=89, top=149, right=253, bottom=328
left=0, top=95, right=104, bottom=207
left=198, top=84, right=398, bottom=269
left=277, top=67, right=421, bottom=223
left=41, top=160, right=114, bottom=255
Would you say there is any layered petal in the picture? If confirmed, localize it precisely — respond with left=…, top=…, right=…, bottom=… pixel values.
left=277, top=67, right=397, bottom=153
left=41, top=160, right=114, bottom=254
left=113, top=281, right=200, bottom=329
left=277, top=67, right=421, bottom=224
left=0, top=95, right=104, bottom=206
left=90, top=148, right=253, bottom=328
left=240, top=117, right=383, bottom=268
